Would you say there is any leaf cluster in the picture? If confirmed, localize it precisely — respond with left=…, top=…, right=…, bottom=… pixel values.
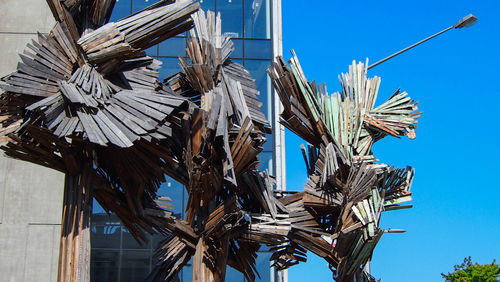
left=441, top=256, right=500, bottom=282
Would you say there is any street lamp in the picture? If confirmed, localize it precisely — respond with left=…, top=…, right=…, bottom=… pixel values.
left=367, top=14, right=478, bottom=70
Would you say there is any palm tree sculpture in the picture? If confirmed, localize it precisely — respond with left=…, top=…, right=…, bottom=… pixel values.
left=0, top=1, right=421, bottom=281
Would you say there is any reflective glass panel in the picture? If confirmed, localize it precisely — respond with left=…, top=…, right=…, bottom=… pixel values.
left=158, top=57, right=181, bottom=81
left=199, top=0, right=215, bottom=11
left=244, top=0, right=270, bottom=39
left=254, top=251, right=272, bottom=282
left=91, top=225, right=121, bottom=249
left=182, top=258, right=193, bottom=282
left=145, top=45, right=158, bottom=57
left=244, top=39, right=271, bottom=59
left=258, top=151, right=273, bottom=176
left=159, top=37, right=186, bottom=57
left=152, top=232, right=173, bottom=249
left=230, top=39, right=243, bottom=58
left=132, top=0, right=161, bottom=13
left=92, top=200, right=121, bottom=225
left=217, top=0, right=243, bottom=38
left=110, top=0, right=131, bottom=22
left=263, top=133, right=273, bottom=152
left=91, top=250, right=120, bottom=282
left=232, top=58, right=243, bottom=66
left=157, top=176, right=185, bottom=218
left=119, top=250, right=151, bottom=282
left=244, top=60, right=272, bottom=120
left=121, top=227, right=151, bottom=249
left=225, top=265, right=245, bottom=281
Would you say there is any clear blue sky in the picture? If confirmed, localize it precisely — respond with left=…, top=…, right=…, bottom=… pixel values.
left=281, top=0, right=500, bottom=281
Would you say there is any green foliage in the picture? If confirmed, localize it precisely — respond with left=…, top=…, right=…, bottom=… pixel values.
left=441, top=256, right=500, bottom=282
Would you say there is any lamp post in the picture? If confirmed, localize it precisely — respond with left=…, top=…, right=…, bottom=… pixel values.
left=367, top=14, right=478, bottom=70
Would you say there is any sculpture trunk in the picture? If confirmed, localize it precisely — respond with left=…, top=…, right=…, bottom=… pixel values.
left=193, top=235, right=230, bottom=282
left=57, top=169, right=93, bottom=282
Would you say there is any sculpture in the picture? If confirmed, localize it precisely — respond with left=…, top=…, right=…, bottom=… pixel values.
left=0, top=1, right=421, bottom=281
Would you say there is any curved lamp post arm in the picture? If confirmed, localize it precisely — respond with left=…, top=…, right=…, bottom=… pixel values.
left=367, top=14, right=478, bottom=70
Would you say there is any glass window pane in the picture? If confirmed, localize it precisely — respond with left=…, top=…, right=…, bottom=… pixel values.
left=182, top=258, right=193, bottom=282
left=217, top=0, right=243, bottom=38
left=225, top=265, right=245, bottom=281
left=159, top=37, right=186, bottom=57
left=157, top=176, right=185, bottom=219
left=258, top=151, right=273, bottom=176
left=109, top=0, right=131, bottom=22
left=122, top=227, right=151, bottom=249
left=92, top=225, right=121, bottom=249
left=263, top=133, right=273, bottom=152
left=145, top=45, right=158, bottom=57
left=132, top=0, right=161, bottom=13
left=244, top=60, right=272, bottom=121
left=200, top=0, right=215, bottom=11
left=254, top=251, right=272, bottom=282
left=244, top=39, right=271, bottom=59
left=92, top=199, right=121, bottom=225
left=244, top=0, right=270, bottom=39
left=91, top=250, right=119, bottom=282
left=232, top=58, right=243, bottom=65
left=152, top=232, right=173, bottom=250
left=119, top=250, right=151, bottom=282
left=158, top=57, right=181, bottom=81
left=92, top=213, right=121, bottom=226
left=230, top=38, right=243, bottom=58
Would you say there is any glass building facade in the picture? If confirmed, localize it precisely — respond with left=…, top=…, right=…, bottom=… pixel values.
left=90, top=0, right=283, bottom=281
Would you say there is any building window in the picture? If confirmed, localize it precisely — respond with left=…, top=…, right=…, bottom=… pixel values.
left=244, top=0, right=270, bottom=39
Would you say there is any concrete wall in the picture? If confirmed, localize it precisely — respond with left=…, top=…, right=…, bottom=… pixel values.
left=0, top=1, right=64, bottom=281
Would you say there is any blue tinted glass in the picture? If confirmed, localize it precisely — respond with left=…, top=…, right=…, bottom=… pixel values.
left=225, top=265, right=245, bottom=281
left=91, top=250, right=120, bottom=282
left=263, top=133, right=273, bottom=152
left=244, top=60, right=272, bottom=120
left=157, top=176, right=185, bottom=218
left=122, top=227, right=152, bottom=249
left=152, top=233, right=173, bottom=249
left=159, top=37, right=186, bottom=57
left=132, top=0, right=161, bottom=13
left=258, top=151, right=273, bottom=175
left=244, top=39, right=271, bottom=59
left=217, top=0, right=243, bottom=38
left=199, top=0, right=215, bottom=11
left=244, top=0, right=270, bottom=39
left=157, top=57, right=181, bottom=81
left=119, top=250, right=151, bottom=282
left=254, top=251, right=272, bottom=282
left=91, top=225, right=121, bottom=249
left=145, top=45, right=158, bottom=57
left=182, top=258, right=193, bottom=282
left=232, top=58, right=243, bottom=65
left=109, top=0, right=131, bottom=22
left=230, top=38, right=243, bottom=58
left=92, top=199, right=121, bottom=225
left=93, top=199, right=106, bottom=214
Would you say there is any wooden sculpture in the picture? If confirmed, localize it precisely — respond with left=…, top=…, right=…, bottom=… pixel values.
left=265, top=53, right=421, bottom=281
left=0, top=1, right=421, bottom=281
